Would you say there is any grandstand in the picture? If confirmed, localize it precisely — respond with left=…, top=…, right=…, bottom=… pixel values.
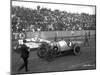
left=11, top=6, right=96, bottom=33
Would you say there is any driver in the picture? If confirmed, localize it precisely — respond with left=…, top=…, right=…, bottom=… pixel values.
left=68, top=39, right=72, bottom=46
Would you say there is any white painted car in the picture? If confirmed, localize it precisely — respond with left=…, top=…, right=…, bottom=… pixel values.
left=37, top=39, right=83, bottom=59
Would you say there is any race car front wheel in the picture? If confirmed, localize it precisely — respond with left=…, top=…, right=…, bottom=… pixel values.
left=73, top=45, right=80, bottom=56
left=37, top=48, right=47, bottom=58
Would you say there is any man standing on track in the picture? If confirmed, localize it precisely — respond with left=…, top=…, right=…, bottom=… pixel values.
left=88, top=31, right=91, bottom=39
left=18, top=40, right=30, bottom=72
left=84, top=32, right=89, bottom=46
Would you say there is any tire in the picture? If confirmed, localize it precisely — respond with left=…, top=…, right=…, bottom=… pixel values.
left=37, top=47, right=47, bottom=58
left=73, top=45, right=80, bottom=56
left=46, top=46, right=58, bottom=61
left=46, top=49, right=54, bottom=62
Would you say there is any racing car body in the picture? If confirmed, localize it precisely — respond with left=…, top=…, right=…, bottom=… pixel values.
left=37, top=39, right=83, bottom=61
left=13, top=36, right=83, bottom=61
left=13, top=38, right=51, bottom=52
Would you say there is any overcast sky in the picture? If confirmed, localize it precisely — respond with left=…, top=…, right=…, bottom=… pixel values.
left=12, top=1, right=95, bottom=15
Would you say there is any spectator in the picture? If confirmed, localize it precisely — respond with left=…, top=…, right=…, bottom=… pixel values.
left=84, top=32, right=89, bottom=46
left=12, top=6, right=96, bottom=32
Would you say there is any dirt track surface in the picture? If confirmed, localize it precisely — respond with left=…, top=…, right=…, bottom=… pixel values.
left=11, top=38, right=96, bottom=74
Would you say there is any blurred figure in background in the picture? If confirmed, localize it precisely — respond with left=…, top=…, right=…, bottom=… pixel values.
left=84, top=32, right=89, bottom=46
left=88, top=31, right=91, bottom=39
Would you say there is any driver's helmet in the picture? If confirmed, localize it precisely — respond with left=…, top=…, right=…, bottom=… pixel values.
left=67, top=39, right=72, bottom=46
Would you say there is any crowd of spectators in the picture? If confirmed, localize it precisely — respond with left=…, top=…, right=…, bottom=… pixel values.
left=12, top=6, right=96, bottom=33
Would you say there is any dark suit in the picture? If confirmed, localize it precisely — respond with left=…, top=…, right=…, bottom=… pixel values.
left=84, top=33, right=89, bottom=46
left=18, top=44, right=29, bottom=72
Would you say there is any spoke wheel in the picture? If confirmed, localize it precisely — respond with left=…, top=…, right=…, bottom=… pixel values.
left=73, top=46, right=80, bottom=56
left=37, top=48, right=47, bottom=58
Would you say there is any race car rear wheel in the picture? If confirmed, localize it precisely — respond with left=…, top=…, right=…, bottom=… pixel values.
left=73, top=45, right=80, bottom=56
left=37, top=47, right=47, bottom=58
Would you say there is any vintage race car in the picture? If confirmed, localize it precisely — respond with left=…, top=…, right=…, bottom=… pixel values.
left=13, top=37, right=83, bottom=61
left=37, top=39, right=83, bottom=60
left=13, top=38, right=51, bottom=52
